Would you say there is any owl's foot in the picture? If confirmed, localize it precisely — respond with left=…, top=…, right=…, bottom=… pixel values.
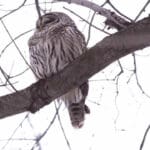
left=84, top=104, right=90, bottom=114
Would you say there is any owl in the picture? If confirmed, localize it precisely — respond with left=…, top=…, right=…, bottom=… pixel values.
left=28, top=12, right=90, bottom=128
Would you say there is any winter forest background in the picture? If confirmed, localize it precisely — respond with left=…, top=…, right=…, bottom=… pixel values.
left=0, top=0, right=150, bottom=150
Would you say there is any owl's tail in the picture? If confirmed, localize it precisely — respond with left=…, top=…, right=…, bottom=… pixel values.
left=68, top=101, right=90, bottom=128
left=61, top=82, right=90, bottom=128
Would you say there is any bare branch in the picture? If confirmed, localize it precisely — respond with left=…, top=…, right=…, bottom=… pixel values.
left=0, top=20, right=35, bottom=74
left=54, top=0, right=129, bottom=28
left=0, top=29, right=33, bottom=58
left=86, top=11, right=96, bottom=45
left=135, top=0, right=150, bottom=21
left=107, top=0, right=133, bottom=22
left=0, top=16, right=150, bottom=118
left=0, top=19, right=37, bottom=79
left=63, top=7, right=110, bottom=34
left=30, top=103, right=61, bottom=150
left=113, top=61, right=123, bottom=130
left=114, top=60, right=123, bottom=81
left=0, top=0, right=27, bottom=19
left=132, top=53, right=150, bottom=98
left=35, top=0, right=42, bottom=18
left=1, top=114, right=29, bottom=150
left=54, top=102, right=72, bottom=150
left=140, top=124, right=150, bottom=150
left=0, top=67, right=17, bottom=92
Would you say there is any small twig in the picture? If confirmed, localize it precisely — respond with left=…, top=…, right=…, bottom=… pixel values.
left=81, top=6, right=92, bottom=33
left=101, top=0, right=108, bottom=7
left=0, top=138, right=35, bottom=141
left=126, top=72, right=134, bottom=84
left=86, top=12, right=96, bottom=45
left=63, top=7, right=110, bottom=35
left=0, top=0, right=27, bottom=19
left=107, top=0, right=133, bottom=22
left=0, top=66, right=17, bottom=92
left=1, top=114, right=29, bottom=150
left=113, top=75, right=120, bottom=130
left=31, top=103, right=61, bottom=150
left=88, top=99, right=101, bottom=106
left=140, top=124, right=150, bottom=150
left=54, top=102, right=72, bottom=150
left=0, top=19, right=28, bottom=67
left=24, top=2, right=52, bottom=7
left=113, top=61, right=123, bottom=130
left=113, top=60, right=123, bottom=81
left=10, top=68, right=29, bottom=78
left=132, top=53, right=150, bottom=98
left=135, top=0, right=150, bottom=21
left=35, top=0, right=42, bottom=18
left=0, top=19, right=36, bottom=77
left=55, top=0, right=128, bottom=29
left=0, top=29, right=33, bottom=58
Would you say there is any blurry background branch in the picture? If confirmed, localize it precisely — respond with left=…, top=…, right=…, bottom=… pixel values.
left=140, top=124, right=150, bottom=150
left=53, top=0, right=132, bottom=29
left=35, top=0, right=41, bottom=18
left=0, top=16, right=150, bottom=118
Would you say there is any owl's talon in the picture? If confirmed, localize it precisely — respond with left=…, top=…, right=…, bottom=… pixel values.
left=84, top=104, right=90, bottom=114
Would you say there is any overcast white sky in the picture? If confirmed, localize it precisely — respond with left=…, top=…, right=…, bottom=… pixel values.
left=0, top=0, right=150, bottom=150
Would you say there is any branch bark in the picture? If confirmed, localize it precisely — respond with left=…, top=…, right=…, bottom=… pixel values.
left=0, top=16, right=150, bottom=118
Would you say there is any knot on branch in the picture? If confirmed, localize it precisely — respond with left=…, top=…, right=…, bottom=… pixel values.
left=29, top=79, right=52, bottom=113
left=104, top=12, right=131, bottom=30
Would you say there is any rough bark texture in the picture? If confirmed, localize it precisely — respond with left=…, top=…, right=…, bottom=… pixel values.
left=0, top=17, right=150, bottom=118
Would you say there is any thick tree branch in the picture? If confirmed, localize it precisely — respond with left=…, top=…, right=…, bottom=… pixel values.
left=0, top=17, right=150, bottom=118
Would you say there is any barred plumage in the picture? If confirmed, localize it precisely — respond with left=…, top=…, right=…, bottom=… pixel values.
left=28, top=12, right=90, bottom=128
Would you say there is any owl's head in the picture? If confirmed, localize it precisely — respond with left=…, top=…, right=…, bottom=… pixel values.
left=36, top=12, right=75, bottom=29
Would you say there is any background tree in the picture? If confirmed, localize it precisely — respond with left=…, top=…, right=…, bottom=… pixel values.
left=0, top=0, right=150, bottom=149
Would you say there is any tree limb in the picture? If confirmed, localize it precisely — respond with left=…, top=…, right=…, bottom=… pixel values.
left=140, top=124, right=150, bottom=150
left=0, top=16, right=150, bottom=118
left=53, top=0, right=131, bottom=28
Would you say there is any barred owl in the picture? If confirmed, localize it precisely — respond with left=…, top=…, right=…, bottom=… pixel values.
left=28, top=12, right=90, bottom=128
